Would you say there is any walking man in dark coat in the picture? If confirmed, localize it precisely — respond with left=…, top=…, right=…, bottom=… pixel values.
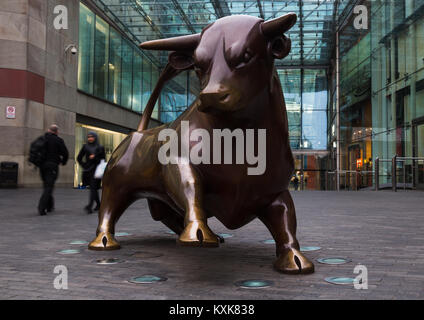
left=38, top=124, right=69, bottom=215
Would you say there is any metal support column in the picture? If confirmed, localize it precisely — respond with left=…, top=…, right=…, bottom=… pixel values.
left=336, top=30, right=341, bottom=191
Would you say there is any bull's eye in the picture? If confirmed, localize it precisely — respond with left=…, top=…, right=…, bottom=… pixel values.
left=235, top=50, right=253, bottom=69
left=243, top=51, right=252, bottom=63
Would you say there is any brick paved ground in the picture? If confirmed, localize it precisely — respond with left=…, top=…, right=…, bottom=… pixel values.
left=0, top=188, right=423, bottom=300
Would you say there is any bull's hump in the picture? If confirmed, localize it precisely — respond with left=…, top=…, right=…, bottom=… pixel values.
left=204, top=15, right=262, bottom=39
left=215, top=14, right=262, bottom=25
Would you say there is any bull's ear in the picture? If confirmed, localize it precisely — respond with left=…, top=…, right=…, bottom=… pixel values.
left=270, top=35, right=291, bottom=59
left=168, top=51, right=195, bottom=70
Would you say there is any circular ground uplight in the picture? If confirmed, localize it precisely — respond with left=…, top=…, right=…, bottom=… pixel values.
left=128, top=275, right=167, bottom=284
left=300, top=246, right=321, bottom=252
left=324, top=277, right=356, bottom=285
left=115, top=232, right=132, bottom=237
left=58, top=249, right=80, bottom=255
left=262, top=239, right=275, bottom=244
left=95, top=258, right=124, bottom=265
left=165, top=230, right=176, bottom=235
left=234, top=279, right=273, bottom=289
left=69, top=240, right=88, bottom=245
left=217, top=233, right=233, bottom=239
left=132, top=251, right=163, bottom=259
left=317, top=257, right=351, bottom=265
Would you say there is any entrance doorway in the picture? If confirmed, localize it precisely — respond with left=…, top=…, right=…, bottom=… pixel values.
left=291, top=151, right=329, bottom=191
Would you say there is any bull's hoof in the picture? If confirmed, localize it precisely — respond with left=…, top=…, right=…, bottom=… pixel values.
left=88, top=232, right=121, bottom=251
left=177, top=221, right=219, bottom=248
left=274, top=248, right=314, bottom=274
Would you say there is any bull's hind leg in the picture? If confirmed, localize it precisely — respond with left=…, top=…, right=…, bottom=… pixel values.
left=148, top=200, right=226, bottom=242
left=148, top=199, right=185, bottom=235
left=259, top=190, right=314, bottom=274
left=164, top=163, right=219, bottom=247
left=88, top=184, right=135, bottom=251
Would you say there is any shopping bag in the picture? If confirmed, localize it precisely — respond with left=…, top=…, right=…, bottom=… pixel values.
left=94, top=159, right=107, bottom=179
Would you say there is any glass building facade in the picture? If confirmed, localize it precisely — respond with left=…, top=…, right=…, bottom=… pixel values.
left=78, top=2, right=199, bottom=122
left=328, top=0, right=424, bottom=190
left=77, top=0, right=424, bottom=190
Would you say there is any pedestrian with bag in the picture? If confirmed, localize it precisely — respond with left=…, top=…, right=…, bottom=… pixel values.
left=77, top=131, right=106, bottom=214
left=29, top=124, right=69, bottom=216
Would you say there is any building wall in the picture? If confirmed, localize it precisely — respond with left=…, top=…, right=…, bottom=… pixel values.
left=0, top=0, right=159, bottom=187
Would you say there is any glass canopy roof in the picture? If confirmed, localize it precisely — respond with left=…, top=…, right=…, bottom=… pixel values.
left=93, top=0, right=350, bottom=68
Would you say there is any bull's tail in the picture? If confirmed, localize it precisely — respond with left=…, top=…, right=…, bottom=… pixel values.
left=137, top=63, right=183, bottom=132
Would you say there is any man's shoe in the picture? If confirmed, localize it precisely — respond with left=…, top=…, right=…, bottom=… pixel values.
left=39, top=209, right=47, bottom=216
left=84, top=205, right=93, bottom=214
left=93, top=204, right=100, bottom=211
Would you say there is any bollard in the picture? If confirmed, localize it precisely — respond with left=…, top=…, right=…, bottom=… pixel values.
left=355, top=171, right=358, bottom=191
left=325, top=171, right=328, bottom=191
left=375, top=157, right=379, bottom=191
left=403, top=163, right=406, bottom=191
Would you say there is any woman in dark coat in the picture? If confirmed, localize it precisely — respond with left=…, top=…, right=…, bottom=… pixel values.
left=77, top=131, right=106, bottom=214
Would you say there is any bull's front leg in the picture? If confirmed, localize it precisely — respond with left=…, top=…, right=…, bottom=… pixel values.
left=259, top=190, right=314, bottom=274
left=163, top=162, right=219, bottom=247
left=88, top=183, right=135, bottom=250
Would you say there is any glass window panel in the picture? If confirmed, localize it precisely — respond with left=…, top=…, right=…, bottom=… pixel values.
left=132, top=52, right=142, bottom=113
left=302, top=111, right=327, bottom=150
left=121, top=40, right=133, bottom=109
left=142, top=59, right=152, bottom=111
left=151, top=65, right=159, bottom=119
left=417, top=90, right=424, bottom=119
left=78, top=3, right=95, bottom=93
left=161, top=73, right=187, bottom=123
left=287, top=109, right=301, bottom=127
left=93, top=16, right=109, bottom=100
left=277, top=69, right=301, bottom=109
left=358, top=33, right=370, bottom=64
left=188, top=70, right=200, bottom=105
left=278, top=68, right=301, bottom=146
left=108, top=28, right=122, bottom=105
left=303, top=69, right=328, bottom=111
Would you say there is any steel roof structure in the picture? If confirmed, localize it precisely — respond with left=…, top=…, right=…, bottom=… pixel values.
left=91, top=0, right=354, bottom=68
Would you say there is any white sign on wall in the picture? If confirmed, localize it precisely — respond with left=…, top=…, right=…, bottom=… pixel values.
left=6, top=106, right=16, bottom=119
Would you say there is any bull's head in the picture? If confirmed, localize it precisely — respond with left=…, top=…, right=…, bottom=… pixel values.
left=140, top=13, right=296, bottom=114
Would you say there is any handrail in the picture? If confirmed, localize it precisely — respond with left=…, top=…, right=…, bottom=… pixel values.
left=327, top=170, right=374, bottom=174
left=397, top=157, right=424, bottom=160
left=378, top=158, right=424, bottom=162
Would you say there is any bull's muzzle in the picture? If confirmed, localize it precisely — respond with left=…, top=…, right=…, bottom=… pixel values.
left=198, top=89, right=241, bottom=113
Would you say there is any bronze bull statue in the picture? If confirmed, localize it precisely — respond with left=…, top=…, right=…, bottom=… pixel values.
left=88, top=13, right=314, bottom=274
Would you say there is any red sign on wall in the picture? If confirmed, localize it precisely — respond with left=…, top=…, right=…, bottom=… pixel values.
left=6, top=106, right=16, bottom=119
left=356, top=158, right=363, bottom=169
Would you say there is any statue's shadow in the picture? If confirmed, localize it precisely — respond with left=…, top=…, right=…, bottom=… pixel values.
left=118, top=235, right=278, bottom=283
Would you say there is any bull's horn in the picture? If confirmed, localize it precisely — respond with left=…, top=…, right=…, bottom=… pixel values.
left=261, top=13, right=297, bottom=37
left=140, top=33, right=201, bottom=51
